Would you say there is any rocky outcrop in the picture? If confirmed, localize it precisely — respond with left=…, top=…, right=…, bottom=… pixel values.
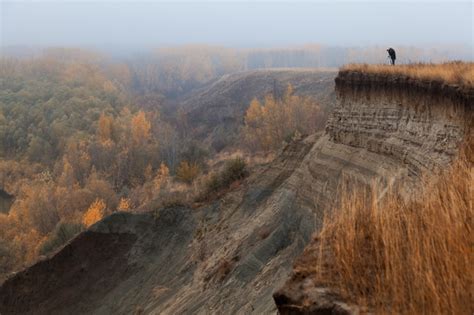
left=274, top=282, right=358, bottom=315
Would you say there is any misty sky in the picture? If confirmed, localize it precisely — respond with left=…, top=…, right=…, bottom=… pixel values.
left=1, top=1, right=473, bottom=49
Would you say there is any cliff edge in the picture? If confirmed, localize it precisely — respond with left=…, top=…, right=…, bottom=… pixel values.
left=274, top=64, right=473, bottom=314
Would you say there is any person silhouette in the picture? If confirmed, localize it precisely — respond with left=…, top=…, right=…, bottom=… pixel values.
left=387, top=48, right=396, bottom=65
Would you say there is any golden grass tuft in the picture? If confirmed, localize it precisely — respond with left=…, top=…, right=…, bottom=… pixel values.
left=311, top=148, right=473, bottom=314
left=342, top=61, right=474, bottom=88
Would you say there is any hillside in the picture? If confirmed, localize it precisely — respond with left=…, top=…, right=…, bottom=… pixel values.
left=180, top=69, right=336, bottom=150
left=0, top=135, right=320, bottom=314
left=1, top=64, right=472, bottom=314
left=342, top=62, right=473, bottom=87
left=275, top=64, right=473, bottom=314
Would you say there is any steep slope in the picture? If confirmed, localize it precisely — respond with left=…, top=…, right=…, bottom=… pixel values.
left=1, top=68, right=471, bottom=315
left=180, top=69, right=336, bottom=149
left=0, top=135, right=319, bottom=314
left=274, top=69, right=473, bottom=314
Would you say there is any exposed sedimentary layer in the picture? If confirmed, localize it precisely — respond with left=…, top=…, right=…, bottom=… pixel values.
left=274, top=70, right=473, bottom=314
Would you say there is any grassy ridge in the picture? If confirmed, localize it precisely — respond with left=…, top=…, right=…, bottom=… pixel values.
left=342, top=62, right=474, bottom=87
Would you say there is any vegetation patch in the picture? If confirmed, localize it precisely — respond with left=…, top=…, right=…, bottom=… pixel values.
left=297, top=148, right=472, bottom=314
left=0, top=190, right=14, bottom=214
left=198, top=157, right=248, bottom=201
left=242, top=84, right=323, bottom=151
left=176, top=161, right=201, bottom=184
left=341, top=61, right=474, bottom=87
left=39, top=222, right=85, bottom=255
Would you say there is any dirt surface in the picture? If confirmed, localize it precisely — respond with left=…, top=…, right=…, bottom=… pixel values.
left=0, top=231, right=137, bottom=314
left=0, top=136, right=317, bottom=315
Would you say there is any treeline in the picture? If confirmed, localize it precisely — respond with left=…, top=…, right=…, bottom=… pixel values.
left=126, top=44, right=472, bottom=96
left=0, top=51, right=327, bottom=278
left=242, top=84, right=323, bottom=151
left=3, top=45, right=470, bottom=99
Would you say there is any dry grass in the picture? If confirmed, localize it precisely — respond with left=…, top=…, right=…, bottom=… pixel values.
left=342, top=62, right=474, bottom=88
left=311, top=148, right=473, bottom=314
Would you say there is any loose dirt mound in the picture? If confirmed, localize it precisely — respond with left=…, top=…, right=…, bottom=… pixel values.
left=0, top=208, right=196, bottom=315
left=0, top=231, right=136, bottom=314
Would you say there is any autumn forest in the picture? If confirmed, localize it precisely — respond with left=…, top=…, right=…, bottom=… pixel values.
left=0, top=46, right=332, bottom=279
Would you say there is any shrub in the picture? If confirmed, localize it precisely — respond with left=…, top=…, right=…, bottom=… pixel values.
left=117, top=197, right=131, bottom=211
left=219, top=157, right=247, bottom=187
left=39, top=222, right=85, bottom=255
left=82, top=198, right=106, bottom=227
left=0, top=240, right=16, bottom=277
left=204, top=173, right=222, bottom=194
left=161, top=191, right=190, bottom=208
left=176, top=161, right=201, bottom=184
left=215, top=259, right=233, bottom=281
left=200, top=157, right=248, bottom=200
left=180, top=143, right=209, bottom=166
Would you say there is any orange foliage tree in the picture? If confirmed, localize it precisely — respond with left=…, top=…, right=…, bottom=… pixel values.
left=117, top=197, right=131, bottom=212
left=176, top=161, right=200, bottom=184
left=97, top=113, right=114, bottom=143
left=154, top=162, right=170, bottom=191
left=131, top=111, right=151, bottom=146
left=243, top=84, right=322, bottom=151
left=82, top=199, right=106, bottom=227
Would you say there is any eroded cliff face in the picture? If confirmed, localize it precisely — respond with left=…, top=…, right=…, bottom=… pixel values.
left=328, top=71, right=471, bottom=176
left=0, top=71, right=471, bottom=315
left=274, top=71, right=473, bottom=314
